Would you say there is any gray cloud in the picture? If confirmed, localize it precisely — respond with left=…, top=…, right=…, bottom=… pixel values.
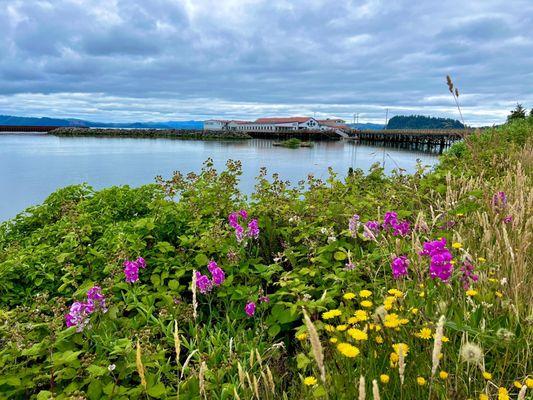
left=0, top=0, right=532, bottom=125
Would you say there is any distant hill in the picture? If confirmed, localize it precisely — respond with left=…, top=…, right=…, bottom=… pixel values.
left=348, top=122, right=385, bottom=130
left=0, top=115, right=204, bottom=130
left=386, top=115, right=464, bottom=129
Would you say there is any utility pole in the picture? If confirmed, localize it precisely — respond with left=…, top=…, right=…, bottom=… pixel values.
left=384, top=108, right=389, bottom=128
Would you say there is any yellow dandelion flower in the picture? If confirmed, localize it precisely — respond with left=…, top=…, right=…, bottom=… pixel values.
left=392, top=343, right=409, bottom=356
left=322, top=309, right=342, bottom=320
left=388, top=289, right=403, bottom=298
left=417, top=377, right=426, bottom=386
left=389, top=352, right=399, bottom=367
left=324, top=324, right=335, bottom=332
left=513, top=381, right=522, bottom=389
left=361, top=300, right=373, bottom=308
left=329, top=337, right=338, bottom=344
left=411, top=308, right=419, bottom=315
left=439, top=371, right=449, bottom=380
left=337, top=342, right=360, bottom=358
left=466, top=289, right=478, bottom=297
left=416, top=328, right=432, bottom=339
left=498, top=387, right=509, bottom=400
left=359, top=290, right=372, bottom=298
left=456, top=213, right=464, bottom=217
left=380, top=374, right=390, bottom=384
left=479, top=394, right=489, bottom=400
left=482, top=372, right=492, bottom=380
left=348, top=316, right=359, bottom=324
left=526, top=378, right=533, bottom=388
left=347, top=328, right=368, bottom=341
left=383, top=313, right=400, bottom=328
left=304, top=376, right=317, bottom=386
left=296, top=332, right=308, bottom=341
left=354, top=309, right=368, bottom=321
left=419, top=291, right=425, bottom=298
left=400, top=318, right=409, bottom=325
left=452, top=242, right=462, bottom=249
left=489, top=278, right=499, bottom=283
left=442, top=336, right=449, bottom=342
left=343, top=292, right=356, bottom=300
left=478, top=257, right=486, bottom=263
left=336, top=324, right=348, bottom=332
left=375, top=335, right=384, bottom=344
left=495, top=291, right=503, bottom=298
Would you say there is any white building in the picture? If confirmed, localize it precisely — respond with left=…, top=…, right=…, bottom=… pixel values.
left=204, top=116, right=350, bottom=134
left=203, top=120, right=229, bottom=131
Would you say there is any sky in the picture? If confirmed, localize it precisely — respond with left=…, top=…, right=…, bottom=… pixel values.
left=0, top=0, right=532, bottom=126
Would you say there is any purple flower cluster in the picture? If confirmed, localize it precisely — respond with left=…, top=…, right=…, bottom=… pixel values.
left=245, top=301, right=256, bottom=317
left=492, top=191, right=507, bottom=210
left=382, top=211, right=411, bottom=237
left=391, top=256, right=409, bottom=279
left=229, top=210, right=260, bottom=242
left=123, top=257, right=146, bottom=283
left=363, top=220, right=380, bottom=239
left=65, top=286, right=107, bottom=332
left=359, top=212, right=411, bottom=239
left=196, top=260, right=225, bottom=293
left=348, top=214, right=360, bottom=237
left=459, top=260, right=479, bottom=290
left=420, top=238, right=454, bottom=282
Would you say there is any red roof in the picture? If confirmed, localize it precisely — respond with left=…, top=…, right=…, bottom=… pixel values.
left=254, top=117, right=312, bottom=124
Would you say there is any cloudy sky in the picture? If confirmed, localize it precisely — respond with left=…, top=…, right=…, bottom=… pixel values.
left=0, top=0, right=532, bottom=125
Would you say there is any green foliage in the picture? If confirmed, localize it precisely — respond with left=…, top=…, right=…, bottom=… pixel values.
left=0, top=121, right=531, bottom=399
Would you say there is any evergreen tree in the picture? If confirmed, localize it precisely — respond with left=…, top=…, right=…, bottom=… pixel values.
left=507, top=104, right=527, bottom=122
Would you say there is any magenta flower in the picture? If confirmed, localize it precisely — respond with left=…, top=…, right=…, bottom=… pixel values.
left=259, top=295, right=270, bottom=303
left=391, top=256, right=409, bottom=279
left=196, top=271, right=213, bottom=293
left=65, top=286, right=107, bottom=331
left=208, top=260, right=225, bottom=286
left=123, top=257, right=147, bottom=283
left=392, top=221, right=411, bottom=236
left=228, top=209, right=259, bottom=242
left=245, top=301, right=256, bottom=317
left=247, top=219, right=260, bottom=239
left=383, top=212, right=398, bottom=230
left=503, top=215, right=513, bottom=224
left=420, top=238, right=454, bottom=282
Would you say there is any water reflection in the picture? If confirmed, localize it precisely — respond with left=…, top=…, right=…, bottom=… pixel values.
left=0, top=134, right=439, bottom=221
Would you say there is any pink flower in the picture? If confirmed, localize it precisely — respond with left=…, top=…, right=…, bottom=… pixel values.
left=247, top=219, right=260, bottom=239
left=503, top=215, right=513, bottom=224
left=123, top=257, right=147, bottom=283
left=420, top=238, right=454, bottom=282
left=391, top=256, right=409, bottom=279
left=208, top=260, right=225, bottom=286
left=245, top=302, right=256, bottom=317
left=196, top=271, right=213, bottom=293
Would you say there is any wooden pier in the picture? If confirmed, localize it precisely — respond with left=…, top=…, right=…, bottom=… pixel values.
left=354, top=129, right=471, bottom=147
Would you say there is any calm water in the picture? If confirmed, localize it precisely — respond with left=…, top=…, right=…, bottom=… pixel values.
left=0, top=133, right=439, bottom=221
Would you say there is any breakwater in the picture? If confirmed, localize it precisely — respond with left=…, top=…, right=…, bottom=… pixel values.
left=50, top=127, right=251, bottom=140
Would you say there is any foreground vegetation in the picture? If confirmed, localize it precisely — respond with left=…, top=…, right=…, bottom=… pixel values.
left=0, top=118, right=531, bottom=399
